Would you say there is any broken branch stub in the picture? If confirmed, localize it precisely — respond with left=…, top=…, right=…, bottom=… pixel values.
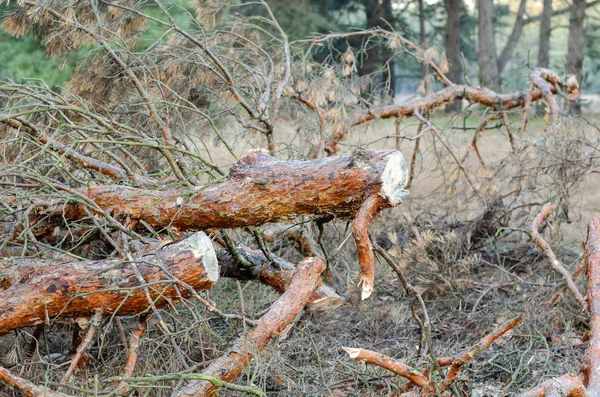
left=0, top=232, right=218, bottom=335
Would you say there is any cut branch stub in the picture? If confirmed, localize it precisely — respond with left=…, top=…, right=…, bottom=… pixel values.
left=0, top=232, right=218, bottom=335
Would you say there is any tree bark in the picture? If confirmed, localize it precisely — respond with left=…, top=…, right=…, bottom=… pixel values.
left=536, top=0, right=552, bottom=116
left=566, top=0, right=586, bottom=114
left=538, top=0, right=552, bottom=69
left=444, top=0, right=463, bottom=112
left=0, top=232, right=218, bottom=335
left=586, top=216, right=600, bottom=394
left=176, top=257, right=326, bottom=397
left=524, top=0, right=599, bottom=26
left=477, top=0, right=501, bottom=91
left=497, top=0, right=528, bottom=74
left=39, top=149, right=408, bottom=232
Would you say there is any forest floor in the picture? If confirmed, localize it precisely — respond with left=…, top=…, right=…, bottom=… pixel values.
left=202, top=113, right=599, bottom=396
left=1, top=113, right=598, bottom=396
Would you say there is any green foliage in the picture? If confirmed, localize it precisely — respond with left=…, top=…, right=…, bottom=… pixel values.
left=0, top=23, right=79, bottom=87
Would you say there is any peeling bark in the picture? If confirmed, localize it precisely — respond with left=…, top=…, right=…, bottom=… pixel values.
left=0, top=232, right=218, bottom=334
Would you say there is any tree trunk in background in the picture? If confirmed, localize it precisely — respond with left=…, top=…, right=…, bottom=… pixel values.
left=536, top=0, right=552, bottom=116
left=566, top=0, right=585, bottom=114
left=419, top=0, right=426, bottom=80
left=445, top=0, right=463, bottom=112
left=381, top=0, right=396, bottom=97
left=477, top=0, right=501, bottom=91
left=497, top=0, right=528, bottom=74
left=360, top=0, right=384, bottom=90
left=361, top=0, right=396, bottom=98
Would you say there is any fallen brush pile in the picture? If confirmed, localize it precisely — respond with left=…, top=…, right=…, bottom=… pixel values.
left=0, top=0, right=598, bottom=394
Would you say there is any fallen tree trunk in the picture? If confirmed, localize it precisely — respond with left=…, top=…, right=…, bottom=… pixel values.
left=0, top=232, right=218, bottom=335
left=20, top=148, right=407, bottom=299
left=175, top=257, right=326, bottom=397
left=40, top=149, right=408, bottom=230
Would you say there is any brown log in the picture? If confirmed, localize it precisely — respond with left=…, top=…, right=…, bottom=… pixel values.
left=0, top=232, right=218, bottom=335
left=175, top=257, right=326, bottom=397
left=217, top=245, right=343, bottom=310
left=586, top=215, right=600, bottom=394
left=27, top=149, right=406, bottom=299
left=42, top=149, right=408, bottom=231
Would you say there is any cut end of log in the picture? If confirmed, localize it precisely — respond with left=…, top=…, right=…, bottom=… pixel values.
left=179, top=232, right=219, bottom=284
left=343, top=347, right=362, bottom=359
left=307, top=296, right=344, bottom=311
left=307, top=284, right=344, bottom=310
left=381, top=151, right=409, bottom=206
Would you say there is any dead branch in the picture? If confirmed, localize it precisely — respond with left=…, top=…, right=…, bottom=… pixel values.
left=439, top=316, right=522, bottom=391
left=353, top=194, right=386, bottom=299
left=519, top=215, right=600, bottom=396
left=0, top=232, right=218, bottom=334
left=117, top=316, right=148, bottom=393
left=350, top=69, right=578, bottom=126
left=0, top=365, right=69, bottom=397
left=343, top=348, right=431, bottom=389
left=531, top=203, right=587, bottom=310
left=62, top=311, right=102, bottom=384
left=314, top=68, right=578, bottom=155
left=0, top=115, right=157, bottom=187
left=175, top=257, right=326, bottom=397
left=217, top=245, right=343, bottom=311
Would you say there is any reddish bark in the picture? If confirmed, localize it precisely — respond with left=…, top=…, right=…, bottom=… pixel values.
left=519, top=215, right=600, bottom=397
left=439, top=316, right=522, bottom=391
left=175, top=257, right=326, bottom=397
left=42, top=149, right=408, bottom=231
left=517, top=374, right=587, bottom=397
left=343, top=348, right=430, bottom=388
left=62, top=311, right=102, bottom=383
left=0, top=365, right=68, bottom=397
left=0, top=232, right=218, bottom=335
left=586, top=215, right=600, bottom=394
left=352, top=194, right=386, bottom=299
